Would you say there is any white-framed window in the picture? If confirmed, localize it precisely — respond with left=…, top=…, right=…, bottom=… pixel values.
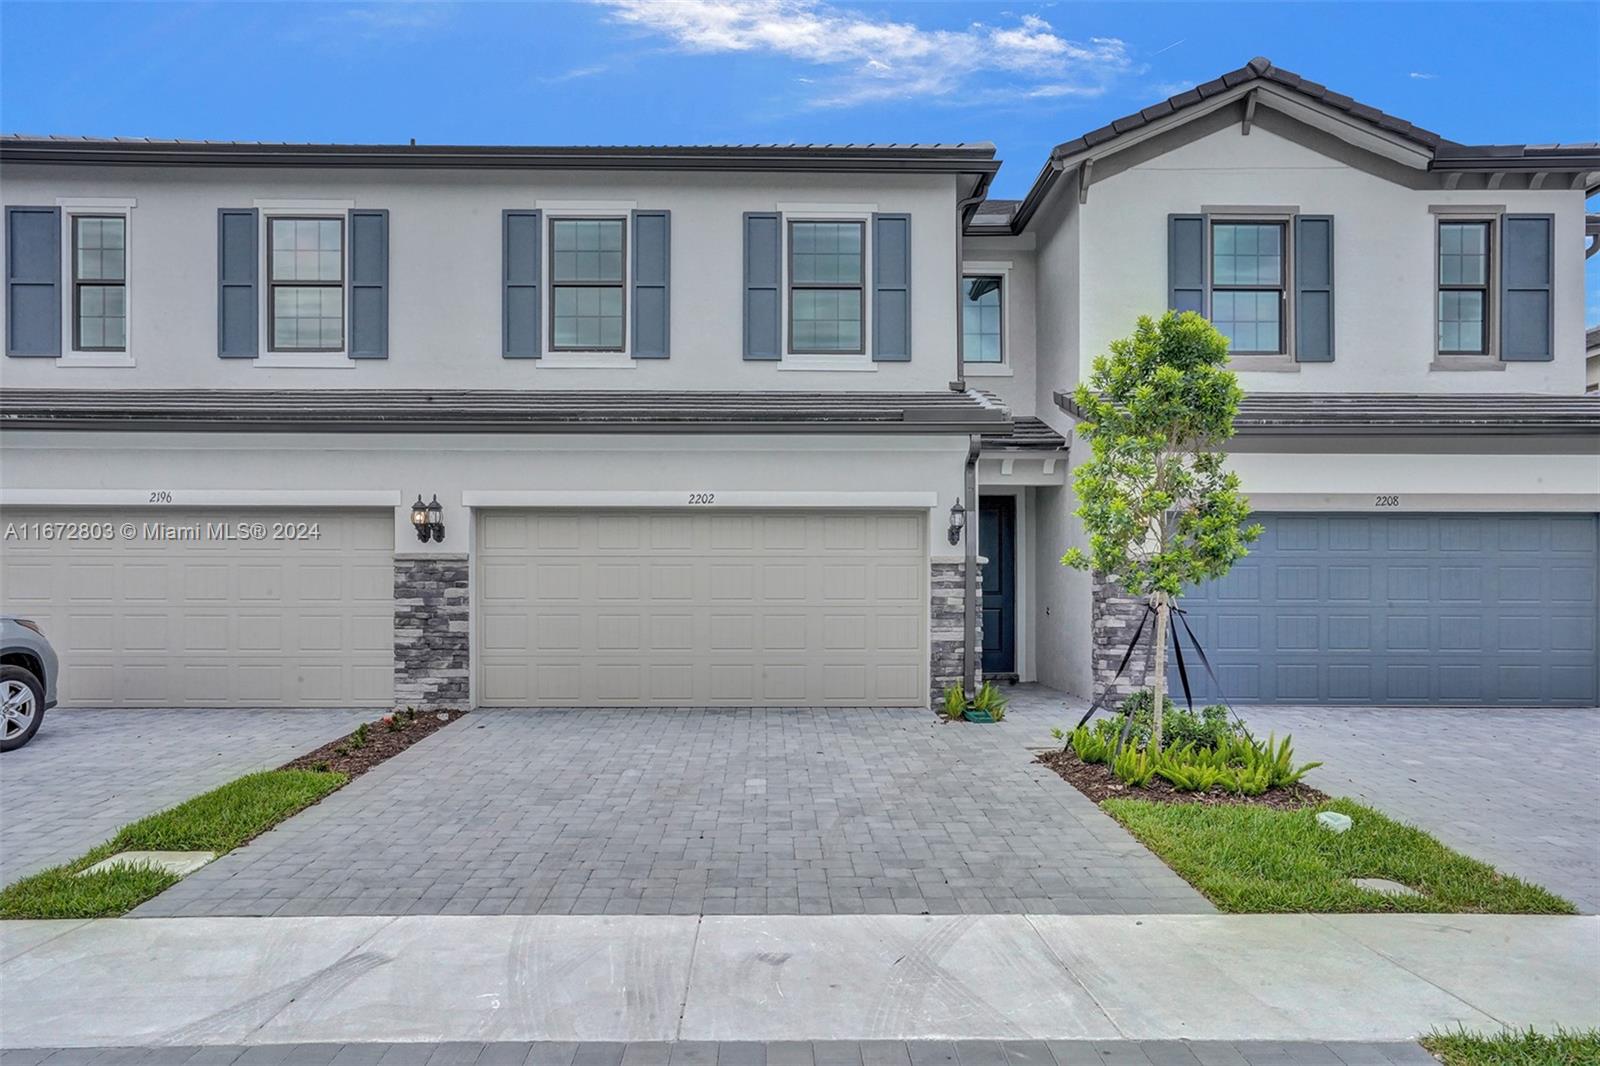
left=267, top=216, right=345, bottom=352
left=961, top=259, right=1012, bottom=374
left=56, top=198, right=135, bottom=366
left=1210, top=220, right=1287, bottom=354
left=549, top=216, right=626, bottom=352
left=1437, top=218, right=1493, bottom=356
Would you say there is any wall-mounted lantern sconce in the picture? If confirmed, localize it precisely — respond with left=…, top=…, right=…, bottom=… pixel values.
left=947, top=499, right=966, bottom=546
left=412, top=494, right=445, bottom=543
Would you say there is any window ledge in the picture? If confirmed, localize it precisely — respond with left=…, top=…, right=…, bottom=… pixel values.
left=254, top=354, right=354, bottom=369
left=538, top=352, right=637, bottom=369
left=962, top=364, right=1012, bottom=378
left=57, top=353, right=136, bottom=368
left=778, top=355, right=878, bottom=373
left=1228, top=354, right=1302, bottom=373
left=1430, top=356, right=1505, bottom=372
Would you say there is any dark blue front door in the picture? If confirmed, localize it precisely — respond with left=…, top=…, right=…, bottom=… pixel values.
left=979, top=496, right=1017, bottom=676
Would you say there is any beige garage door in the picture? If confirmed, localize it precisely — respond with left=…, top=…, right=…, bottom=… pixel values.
left=0, top=509, right=392, bottom=707
left=477, top=509, right=928, bottom=706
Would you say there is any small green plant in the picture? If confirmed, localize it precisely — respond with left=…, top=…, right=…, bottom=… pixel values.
left=334, top=744, right=350, bottom=756
left=349, top=722, right=370, bottom=749
left=1070, top=725, right=1111, bottom=765
left=1111, top=744, right=1157, bottom=787
left=311, top=761, right=331, bottom=773
left=970, top=681, right=1008, bottom=721
left=942, top=681, right=1008, bottom=722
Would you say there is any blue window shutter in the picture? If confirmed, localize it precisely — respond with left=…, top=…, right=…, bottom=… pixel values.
left=632, top=209, right=670, bottom=359
left=1501, top=214, right=1553, bottom=361
left=347, top=209, right=389, bottom=359
left=1168, top=214, right=1207, bottom=316
left=502, top=210, right=540, bottom=358
left=872, top=212, right=911, bottom=362
left=6, top=206, right=61, bottom=357
left=217, top=208, right=258, bottom=358
left=1294, top=215, right=1334, bottom=362
left=743, top=212, right=781, bottom=361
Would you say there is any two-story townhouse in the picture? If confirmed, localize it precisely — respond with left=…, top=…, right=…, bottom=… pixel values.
left=969, top=58, right=1599, bottom=709
left=0, top=141, right=1019, bottom=711
left=3, top=57, right=1597, bottom=717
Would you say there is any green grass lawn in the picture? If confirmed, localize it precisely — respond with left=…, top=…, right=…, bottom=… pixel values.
left=1422, top=1027, right=1600, bottom=1065
left=0, top=769, right=345, bottom=920
left=1102, top=796, right=1575, bottom=914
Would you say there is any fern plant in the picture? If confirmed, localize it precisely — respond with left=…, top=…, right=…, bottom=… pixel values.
left=1111, top=744, right=1157, bottom=787
left=1070, top=725, right=1110, bottom=765
left=942, top=685, right=967, bottom=720
left=971, top=681, right=1008, bottom=721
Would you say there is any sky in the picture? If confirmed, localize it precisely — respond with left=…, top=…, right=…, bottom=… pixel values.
left=3, top=0, right=1597, bottom=320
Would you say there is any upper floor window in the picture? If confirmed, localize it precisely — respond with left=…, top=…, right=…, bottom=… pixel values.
left=789, top=220, right=863, bottom=354
left=550, top=217, right=625, bottom=351
left=1210, top=221, right=1285, bottom=354
left=1438, top=220, right=1490, bottom=355
left=269, top=217, right=343, bottom=351
left=962, top=275, right=1003, bottom=363
left=72, top=216, right=125, bottom=351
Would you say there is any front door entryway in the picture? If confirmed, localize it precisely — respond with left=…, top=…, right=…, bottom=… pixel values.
left=979, top=496, right=1017, bottom=677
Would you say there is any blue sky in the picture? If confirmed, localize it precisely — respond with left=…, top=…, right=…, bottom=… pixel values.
left=3, top=0, right=1597, bottom=319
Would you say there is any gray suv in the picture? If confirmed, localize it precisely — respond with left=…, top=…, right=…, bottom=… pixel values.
left=2, top=617, right=58, bottom=751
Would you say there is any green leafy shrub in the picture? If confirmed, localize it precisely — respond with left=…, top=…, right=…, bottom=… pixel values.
left=350, top=722, right=370, bottom=749
left=942, top=684, right=966, bottom=719
left=1111, top=744, right=1157, bottom=787
left=971, top=681, right=1008, bottom=721
left=1112, top=691, right=1248, bottom=751
left=1070, top=725, right=1111, bottom=765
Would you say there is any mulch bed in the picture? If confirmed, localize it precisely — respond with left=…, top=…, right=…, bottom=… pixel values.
left=280, top=709, right=467, bottom=780
left=1036, top=747, right=1329, bottom=810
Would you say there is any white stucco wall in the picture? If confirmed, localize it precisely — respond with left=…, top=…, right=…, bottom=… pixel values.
left=0, top=430, right=972, bottom=557
left=1074, top=122, right=1590, bottom=394
left=0, top=166, right=962, bottom=392
left=961, top=235, right=1037, bottom=417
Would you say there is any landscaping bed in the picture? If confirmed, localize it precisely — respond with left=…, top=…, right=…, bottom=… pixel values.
left=1, top=708, right=467, bottom=919
left=1037, top=746, right=1327, bottom=809
left=1422, top=1026, right=1600, bottom=1065
left=281, top=708, right=466, bottom=779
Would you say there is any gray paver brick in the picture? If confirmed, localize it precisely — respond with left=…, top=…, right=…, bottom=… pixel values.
left=131, top=692, right=1211, bottom=916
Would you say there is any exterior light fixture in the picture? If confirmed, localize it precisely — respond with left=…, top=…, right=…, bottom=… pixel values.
left=412, top=495, right=445, bottom=543
left=947, top=499, right=966, bottom=546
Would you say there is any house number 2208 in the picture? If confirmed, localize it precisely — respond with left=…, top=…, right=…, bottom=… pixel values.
left=1374, top=495, right=1401, bottom=507
left=687, top=493, right=715, bottom=505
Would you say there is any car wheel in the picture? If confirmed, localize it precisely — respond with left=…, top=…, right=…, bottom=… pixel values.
left=0, top=666, right=45, bottom=752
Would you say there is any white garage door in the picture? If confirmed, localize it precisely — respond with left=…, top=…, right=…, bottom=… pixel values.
left=0, top=509, right=392, bottom=707
left=477, top=509, right=928, bottom=706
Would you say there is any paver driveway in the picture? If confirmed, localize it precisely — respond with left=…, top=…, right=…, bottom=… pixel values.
left=0, top=708, right=370, bottom=883
left=1246, top=705, right=1600, bottom=913
left=137, top=691, right=1210, bottom=917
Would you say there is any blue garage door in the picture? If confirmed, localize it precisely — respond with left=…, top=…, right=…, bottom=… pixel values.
left=1173, top=513, right=1598, bottom=706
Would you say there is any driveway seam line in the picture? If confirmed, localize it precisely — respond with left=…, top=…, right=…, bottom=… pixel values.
left=1306, top=913, right=1509, bottom=1029
left=1020, top=914, right=1126, bottom=1038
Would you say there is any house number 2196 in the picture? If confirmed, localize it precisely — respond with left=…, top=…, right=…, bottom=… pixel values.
left=687, top=493, right=715, bottom=505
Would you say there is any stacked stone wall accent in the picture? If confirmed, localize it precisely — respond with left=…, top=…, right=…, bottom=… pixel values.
left=394, top=555, right=470, bottom=709
left=1091, top=572, right=1157, bottom=710
left=930, top=560, right=981, bottom=708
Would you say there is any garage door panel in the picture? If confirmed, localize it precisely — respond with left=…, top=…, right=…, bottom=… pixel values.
left=478, top=509, right=927, bottom=707
left=0, top=509, right=391, bottom=707
left=1174, top=513, right=1598, bottom=706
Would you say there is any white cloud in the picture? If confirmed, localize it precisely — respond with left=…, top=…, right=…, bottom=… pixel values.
left=593, top=0, right=1130, bottom=107
left=542, top=63, right=611, bottom=84
left=1409, top=71, right=1439, bottom=80
left=320, top=3, right=453, bottom=38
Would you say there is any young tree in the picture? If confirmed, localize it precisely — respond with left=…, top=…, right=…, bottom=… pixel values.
left=1062, top=311, right=1262, bottom=750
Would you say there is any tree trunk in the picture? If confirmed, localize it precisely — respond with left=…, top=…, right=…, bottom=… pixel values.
left=1150, top=591, right=1169, bottom=751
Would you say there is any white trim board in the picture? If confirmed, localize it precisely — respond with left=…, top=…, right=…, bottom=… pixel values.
left=0, top=490, right=405, bottom=508
left=461, top=491, right=940, bottom=509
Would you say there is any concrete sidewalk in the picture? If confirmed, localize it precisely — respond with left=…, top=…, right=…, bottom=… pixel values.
left=2, top=914, right=1596, bottom=1048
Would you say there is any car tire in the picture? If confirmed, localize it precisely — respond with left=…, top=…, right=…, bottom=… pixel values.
left=0, top=665, right=45, bottom=752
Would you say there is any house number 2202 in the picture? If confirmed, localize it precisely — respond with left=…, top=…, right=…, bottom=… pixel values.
left=687, top=493, right=716, bottom=505
left=1374, top=495, right=1401, bottom=508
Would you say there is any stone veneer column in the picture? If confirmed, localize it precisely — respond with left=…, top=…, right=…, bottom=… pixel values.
left=929, top=560, right=982, bottom=708
left=1091, top=572, right=1157, bottom=710
left=394, top=554, right=470, bottom=710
